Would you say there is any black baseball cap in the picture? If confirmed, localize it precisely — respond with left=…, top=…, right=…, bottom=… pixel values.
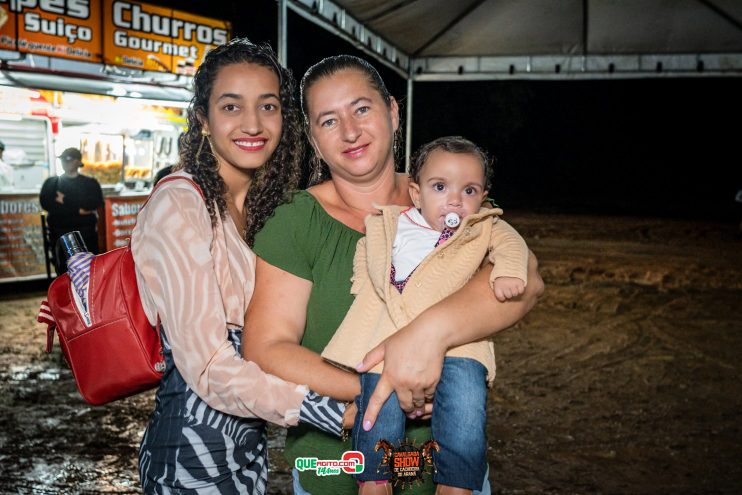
left=59, top=148, right=82, bottom=161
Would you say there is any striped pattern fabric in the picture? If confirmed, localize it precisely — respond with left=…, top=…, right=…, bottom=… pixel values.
left=299, top=391, right=345, bottom=438
left=140, top=327, right=270, bottom=494
left=131, top=173, right=338, bottom=493
left=67, top=252, right=94, bottom=314
left=130, top=173, right=308, bottom=424
left=37, top=301, right=54, bottom=326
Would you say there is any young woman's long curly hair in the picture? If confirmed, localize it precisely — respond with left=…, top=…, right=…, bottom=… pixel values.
left=178, top=38, right=303, bottom=246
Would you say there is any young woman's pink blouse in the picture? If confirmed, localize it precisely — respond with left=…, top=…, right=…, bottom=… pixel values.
left=131, top=172, right=307, bottom=426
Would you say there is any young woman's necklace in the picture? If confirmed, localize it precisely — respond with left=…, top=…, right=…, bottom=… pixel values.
left=226, top=199, right=247, bottom=238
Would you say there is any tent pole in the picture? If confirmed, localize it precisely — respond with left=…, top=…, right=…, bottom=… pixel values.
left=278, top=0, right=287, bottom=65
left=405, top=69, right=413, bottom=172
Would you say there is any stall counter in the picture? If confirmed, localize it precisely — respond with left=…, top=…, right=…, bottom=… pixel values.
left=103, top=192, right=149, bottom=251
left=0, top=189, right=151, bottom=283
left=0, top=191, right=47, bottom=282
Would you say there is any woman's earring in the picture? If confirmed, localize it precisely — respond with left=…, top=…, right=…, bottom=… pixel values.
left=196, top=129, right=208, bottom=156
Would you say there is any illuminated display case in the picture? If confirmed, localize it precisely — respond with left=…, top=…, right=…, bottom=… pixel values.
left=124, top=131, right=154, bottom=182
left=79, top=133, right=124, bottom=185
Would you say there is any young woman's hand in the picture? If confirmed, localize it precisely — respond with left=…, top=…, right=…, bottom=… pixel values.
left=342, top=401, right=358, bottom=429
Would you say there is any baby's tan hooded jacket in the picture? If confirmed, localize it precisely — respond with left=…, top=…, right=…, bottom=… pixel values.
left=322, top=205, right=528, bottom=385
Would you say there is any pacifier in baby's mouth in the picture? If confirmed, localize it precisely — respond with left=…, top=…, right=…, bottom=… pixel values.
left=444, top=212, right=461, bottom=228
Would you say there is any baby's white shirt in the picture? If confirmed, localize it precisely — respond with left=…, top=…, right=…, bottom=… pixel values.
left=391, top=208, right=441, bottom=281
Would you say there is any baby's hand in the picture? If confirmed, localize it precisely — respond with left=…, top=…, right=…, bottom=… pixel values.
left=493, top=276, right=525, bottom=302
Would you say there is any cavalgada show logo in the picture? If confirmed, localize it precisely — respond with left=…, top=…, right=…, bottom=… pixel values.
left=376, top=439, right=439, bottom=488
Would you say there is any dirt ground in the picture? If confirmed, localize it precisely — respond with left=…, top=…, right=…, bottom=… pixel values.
left=1, top=212, right=741, bottom=494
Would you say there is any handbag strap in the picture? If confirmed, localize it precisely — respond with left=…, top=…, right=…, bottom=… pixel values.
left=141, top=174, right=205, bottom=210
left=128, top=174, right=205, bottom=247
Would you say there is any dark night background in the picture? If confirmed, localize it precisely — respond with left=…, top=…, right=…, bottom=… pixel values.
left=159, top=0, right=742, bottom=222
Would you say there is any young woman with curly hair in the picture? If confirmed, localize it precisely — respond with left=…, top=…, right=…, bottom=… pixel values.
left=131, top=38, right=351, bottom=494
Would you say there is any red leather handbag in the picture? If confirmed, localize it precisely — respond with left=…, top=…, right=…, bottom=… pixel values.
left=38, top=176, right=203, bottom=405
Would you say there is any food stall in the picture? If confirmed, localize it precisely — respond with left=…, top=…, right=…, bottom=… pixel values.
left=0, top=96, right=57, bottom=281
left=0, top=0, right=229, bottom=282
left=52, top=91, right=186, bottom=252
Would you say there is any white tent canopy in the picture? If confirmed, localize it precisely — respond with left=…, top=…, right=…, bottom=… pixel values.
left=279, top=0, right=742, bottom=166
left=281, top=0, right=742, bottom=80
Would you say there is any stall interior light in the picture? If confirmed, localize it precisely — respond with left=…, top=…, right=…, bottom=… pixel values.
left=0, top=86, right=41, bottom=99
left=121, top=97, right=190, bottom=109
left=108, top=86, right=127, bottom=97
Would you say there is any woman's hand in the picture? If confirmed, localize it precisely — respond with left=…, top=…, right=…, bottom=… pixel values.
left=355, top=309, right=446, bottom=429
left=358, top=251, right=543, bottom=430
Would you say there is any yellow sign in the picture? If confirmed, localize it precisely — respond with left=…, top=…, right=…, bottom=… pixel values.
left=103, top=0, right=230, bottom=74
left=0, top=0, right=229, bottom=73
left=0, top=0, right=102, bottom=62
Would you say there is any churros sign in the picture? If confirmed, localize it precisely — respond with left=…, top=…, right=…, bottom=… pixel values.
left=295, top=451, right=364, bottom=476
left=103, top=0, right=229, bottom=74
left=0, top=0, right=229, bottom=73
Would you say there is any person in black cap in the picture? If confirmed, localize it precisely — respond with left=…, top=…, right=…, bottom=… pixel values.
left=39, top=147, right=104, bottom=274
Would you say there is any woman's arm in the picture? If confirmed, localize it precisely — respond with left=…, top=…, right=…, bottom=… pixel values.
left=242, top=258, right=360, bottom=402
left=358, top=250, right=544, bottom=428
left=133, top=185, right=308, bottom=426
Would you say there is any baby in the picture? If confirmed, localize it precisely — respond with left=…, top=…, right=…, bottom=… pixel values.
left=323, top=136, right=529, bottom=494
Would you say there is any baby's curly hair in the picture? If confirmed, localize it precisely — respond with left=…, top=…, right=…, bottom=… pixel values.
left=178, top=38, right=303, bottom=246
left=409, top=136, right=493, bottom=191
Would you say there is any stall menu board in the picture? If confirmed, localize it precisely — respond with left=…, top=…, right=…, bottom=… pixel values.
left=104, top=195, right=145, bottom=251
left=0, top=0, right=102, bottom=62
left=0, top=0, right=229, bottom=73
left=0, top=194, right=47, bottom=280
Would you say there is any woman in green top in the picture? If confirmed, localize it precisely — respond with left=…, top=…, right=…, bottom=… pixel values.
left=244, top=55, right=544, bottom=494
